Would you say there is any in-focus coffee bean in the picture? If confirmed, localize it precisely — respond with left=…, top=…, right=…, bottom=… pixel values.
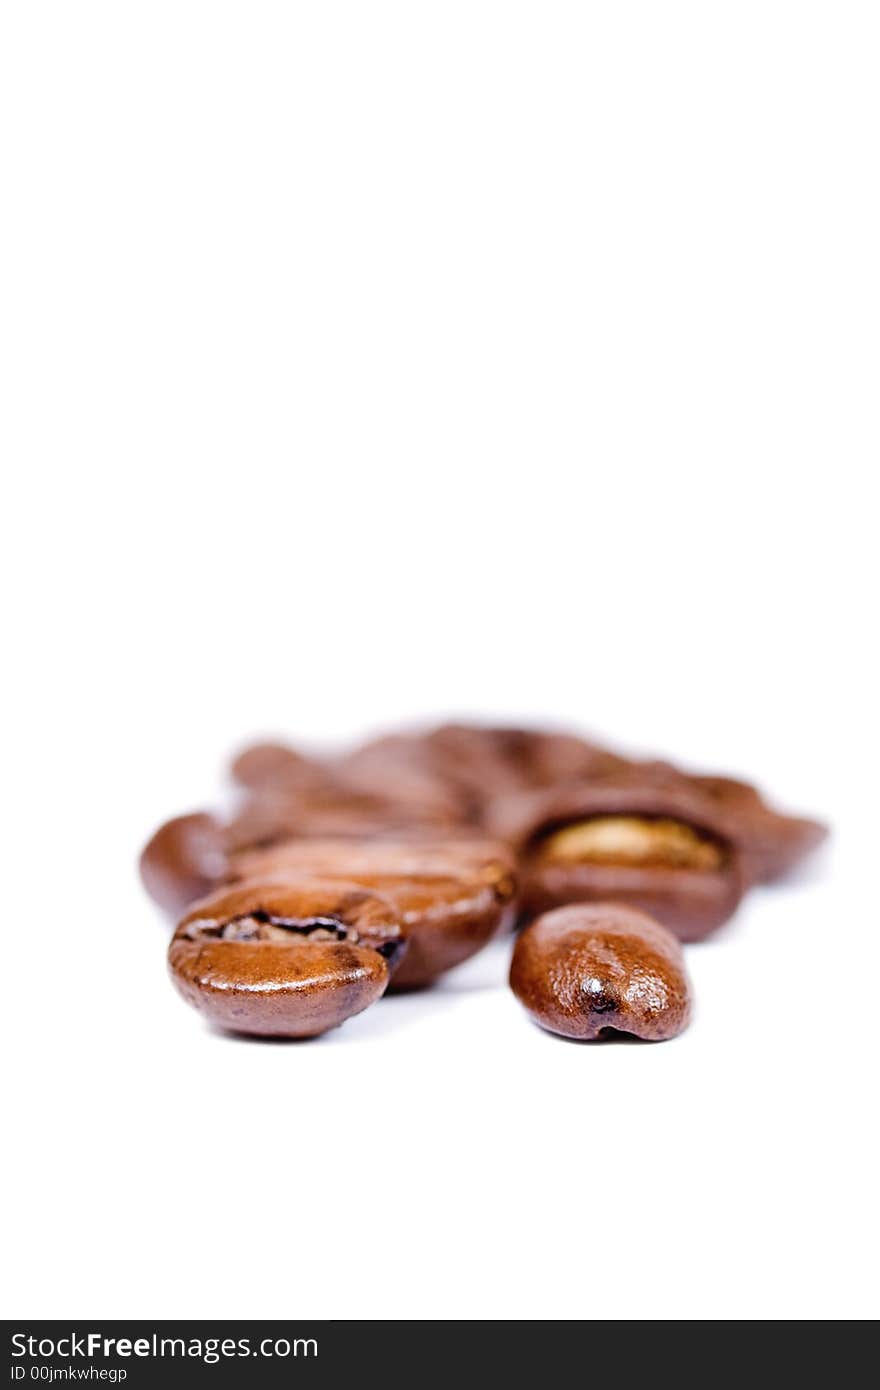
left=168, top=878, right=405, bottom=1038
left=227, top=837, right=517, bottom=988
left=509, top=902, right=692, bottom=1041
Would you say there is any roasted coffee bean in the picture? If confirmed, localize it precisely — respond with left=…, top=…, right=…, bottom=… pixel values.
left=139, top=812, right=229, bottom=916
left=418, top=725, right=536, bottom=809
left=335, top=733, right=472, bottom=825
left=227, top=837, right=517, bottom=988
left=493, top=778, right=744, bottom=941
left=509, top=903, right=692, bottom=1041
left=578, top=757, right=829, bottom=886
left=143, top=720, right=828, bottom=1045
left=169, top=878, right=405, bottom=1038
left=689, top=774, right=828, bottom=883
left=225, top=785, right=458, bottom=855
left=233, top=734, right=469, bottom=830
left=140, top=790, right=476, bottom=920
left=578, top=758, right=829, bottom=886
left=230, top=741, right=337, bottom=796
left=501, top=729, right=630, bottom=790
left=423, top=724, right=628, bottom=817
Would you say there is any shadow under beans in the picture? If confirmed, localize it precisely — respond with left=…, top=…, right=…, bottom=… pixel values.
left=209, top=1023, right=336, bottom=1046
left=534, top=1023, right=688, bottom=1045
left=414, top=939, right=513, bottom=996
left=385, top=972, right=499, bottom=998
left=206, top=1004, right=410, bottom=1045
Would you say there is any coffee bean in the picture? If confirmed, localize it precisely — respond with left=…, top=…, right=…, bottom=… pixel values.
left=168, top=878, right=405, bottom=1038
left=565, top=758, right=828, bottom=888
left=140, top=812, right=228, bottom=916
left=336, top=734, right=472, bottom=825
left=225, top=771, right=462, bottom=852
left=689, top=774, right=828, bottom=883
left=509, top=903, right=692, bottom=1041
left=229, top=741, right=337, bottom=796
left=492, top=778, right=745, bottom=941
left=423, top=724, right=628, bottom=818
left=226, top=837, right=517, bottom=988
left=142, top=720, right=828, bottom=1045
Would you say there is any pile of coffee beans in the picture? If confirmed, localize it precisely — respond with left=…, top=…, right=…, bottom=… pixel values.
left=140, top=723, right=827, bottom=1042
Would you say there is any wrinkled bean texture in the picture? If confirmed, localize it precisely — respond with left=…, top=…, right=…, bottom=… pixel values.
left=226, top=837, right=517, bottom=988
left=510, top=903, right=692, bottom=1041
left=495, top=778, right=746, bottom=941
left=168, top=879, right=405, bottom=1037
left=142, top=721, right=827, bottom=1030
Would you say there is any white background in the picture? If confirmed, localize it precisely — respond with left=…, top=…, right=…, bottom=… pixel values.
left=2, top=2, right=877, bottom=1321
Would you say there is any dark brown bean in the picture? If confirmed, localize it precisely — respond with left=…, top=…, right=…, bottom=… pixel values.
left=574, top=757, right=829, bottom=887
left=226, top=837, right=517, bottom=989
left=492, top=778, right=745, bottom=941
left=139, top=812, right=228, bottom=916
left=228, top=796, right=460, bottom=858
left=229, top=741, right=337, bottom=796
left=689, top=774, right=828, bottom=883
left=509, top=903, right=692, bottom=1041
left=423, top=723, right=629, bottom=816
left=168, top=878, right=405, bottom=1038
left=334, top=733, right=472, bottom=825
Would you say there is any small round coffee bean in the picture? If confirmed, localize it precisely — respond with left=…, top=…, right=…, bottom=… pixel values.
left=510, top=903, right=692, bottom=1041
left=168, top=878, right=405, bottom=1038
